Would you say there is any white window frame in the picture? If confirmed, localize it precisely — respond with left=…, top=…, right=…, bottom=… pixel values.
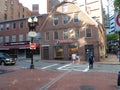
left=5, top=36, right=9, bottom=43
left=45, top=32, right=49, bottom=41
left=53, top=31, right=59, bottom=40
left=86, top=28, right=92, bottom=38
left=53, top=16, right=59, bottom=26
left=63, top=15, right=69, bottom=24
left=73, top=14, right=79, bottom=23
left=0, top=24, right=4, bottom=31
left=62, top=5, right=68, bottom=12
left=63, top=30, right=69, bottom=39
left=0, top=36, right=3, bottom=43
left=12, top=35, right=16, bottom=42
left=6, top=23, right=10, bottom=30
left=19, top=34, right=24, bottom=41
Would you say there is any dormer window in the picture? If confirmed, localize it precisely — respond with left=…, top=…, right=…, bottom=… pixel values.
left=53, top=16, right=59, bottom=26
left=62, top=5, right=68, bottom=12
left=74, top=14, right=79, bottom=23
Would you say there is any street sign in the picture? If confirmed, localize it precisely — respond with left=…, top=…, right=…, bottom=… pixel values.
left=28, top=31, right=37, bottom=37
left=30, top=43, right=36, bottom=49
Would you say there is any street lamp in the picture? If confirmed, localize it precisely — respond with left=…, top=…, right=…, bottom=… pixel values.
left=27, top=16, right=38, bottom=69
left=118, top=31, right=120, bottom=62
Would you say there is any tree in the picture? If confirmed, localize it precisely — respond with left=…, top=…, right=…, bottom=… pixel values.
left=114, top=0, right=120, bottom=13
left=107, top=33, right=118, bottom=42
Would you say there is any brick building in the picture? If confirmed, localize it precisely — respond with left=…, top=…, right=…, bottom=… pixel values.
left=0, top=0, right=32, bottom=21
left=40, top=2, right=106, bottom=61
left=0, top=2, right=106, bottom=61
left=0, top=15, right=47, bottom=59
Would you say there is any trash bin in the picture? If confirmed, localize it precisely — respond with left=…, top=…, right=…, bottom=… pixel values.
left=118, top=71, right=120, bottom=86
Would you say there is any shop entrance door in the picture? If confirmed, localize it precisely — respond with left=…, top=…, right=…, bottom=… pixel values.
left=85, top=45, right=94, bottom=61
left=43, top=47, right=49, bottom=59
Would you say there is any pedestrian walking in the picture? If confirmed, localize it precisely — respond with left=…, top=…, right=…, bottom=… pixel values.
left=88, top=54, right=94, bottom=69
left=72, top=53, right=76, bottom=64
left=117, top=50, right=120, bottom=62
left=76, top=54, right=80, bottom=64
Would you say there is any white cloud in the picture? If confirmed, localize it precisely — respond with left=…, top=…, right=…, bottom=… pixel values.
left=19, top=0, right=47, bottom=14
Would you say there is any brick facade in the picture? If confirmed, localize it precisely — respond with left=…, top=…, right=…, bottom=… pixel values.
left=40, top=2, right=106, bottom=61
left=0, top=0, right=32, bottom=21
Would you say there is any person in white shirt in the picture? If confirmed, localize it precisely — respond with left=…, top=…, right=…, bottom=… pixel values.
left=72, top=53, right=76, bottom=64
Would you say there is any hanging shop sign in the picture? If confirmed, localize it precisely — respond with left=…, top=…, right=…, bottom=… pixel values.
left=116, top=14, right=120, bottom=26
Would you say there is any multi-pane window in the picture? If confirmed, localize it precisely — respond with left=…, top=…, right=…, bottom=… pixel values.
left=0, top=24, right=4, bottom=31
left=75, top=30, right=80, bottom=38
left=12, top=35, right=16, bottom=42
left=69, top=30, right=75, bottom=39
left=4, top=5, right=8, bottom=11
left=45, top=32, right=49, bottom=40
left=26, top=33, right=30, bottom=41
left=13, top=22, right=16, bottom=29
left=5, top=36, right=9, bottom=43
left=74, top=14, right=79, bottom=23
left=53, top=16, right=58, bottom=26
left=69, top=29, right=80, bottom=39
left=54, top=31, right=58, bottom=40
left=86, top=28, right=92, bottom=37
left=19, top=34, right=23, bottom=41
left=63, top=31, right=68, bottom=39
left=6, top=23, right=10, bottom=30
left=63, top=15, right=69, bottom=24
left=62, top=5, right=68, bottom=12
left=4, top=14, right=7, bottom=20
left=20, top=21, right=23, bottom=28
left=0, top=36, right=3, bottom=43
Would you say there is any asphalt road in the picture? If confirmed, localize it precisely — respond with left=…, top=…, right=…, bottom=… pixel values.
left=15, top=60, right=120, bottom=73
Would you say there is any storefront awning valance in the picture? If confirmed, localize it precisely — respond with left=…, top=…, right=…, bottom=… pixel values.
left=0, top=43, right=40, bottom=50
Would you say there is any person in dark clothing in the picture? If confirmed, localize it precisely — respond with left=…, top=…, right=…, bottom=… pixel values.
left=88, top=54, right=94, bottom=69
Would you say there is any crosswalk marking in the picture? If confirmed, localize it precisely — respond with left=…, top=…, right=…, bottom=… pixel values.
left=57, top=63, right=89, bottom=72
left=57, top=63, right=72, bottom=70
left=41, top=64, right=58, bottom=69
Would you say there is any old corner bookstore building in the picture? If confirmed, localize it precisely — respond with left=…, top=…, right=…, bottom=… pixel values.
left=40, top=2, right=106, bottom=61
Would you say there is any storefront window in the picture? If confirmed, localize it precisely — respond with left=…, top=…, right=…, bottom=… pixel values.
left=54, top=46, right=63, bottom=59
left=68, top=44, right=78, bottom=59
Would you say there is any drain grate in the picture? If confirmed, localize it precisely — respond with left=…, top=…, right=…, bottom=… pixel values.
left=80, top=85, right=96, bottom=90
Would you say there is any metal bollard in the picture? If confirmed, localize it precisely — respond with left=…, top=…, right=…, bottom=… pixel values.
left=118, top=71, right=120, bottom=86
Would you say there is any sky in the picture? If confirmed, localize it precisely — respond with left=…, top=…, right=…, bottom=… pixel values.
left=19, top=0, right=47, bottom=14
left=19, top=0, right=107, bottom=14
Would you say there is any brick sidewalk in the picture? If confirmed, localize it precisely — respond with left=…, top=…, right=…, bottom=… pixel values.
left=0, top=67, right=118, bottom=90
left=98, top=54, right=120, bottom=64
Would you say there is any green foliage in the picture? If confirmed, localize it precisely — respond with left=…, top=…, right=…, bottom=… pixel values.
left=114, top=0, right=120, bottom=13
left=107, top=33, right=118, bottom=41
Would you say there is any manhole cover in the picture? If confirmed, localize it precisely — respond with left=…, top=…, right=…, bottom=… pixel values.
left=80, top=85, right=95, bottom=90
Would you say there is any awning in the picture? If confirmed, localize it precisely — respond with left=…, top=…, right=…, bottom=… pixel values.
left=0, top=43, right=40, bottom=50
left=1, top=44, right=29, bottom=50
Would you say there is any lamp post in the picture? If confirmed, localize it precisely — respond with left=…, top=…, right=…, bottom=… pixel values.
left=27, top=16, right=38, bottom=69
left=118, top=31, right=120, bottom=62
